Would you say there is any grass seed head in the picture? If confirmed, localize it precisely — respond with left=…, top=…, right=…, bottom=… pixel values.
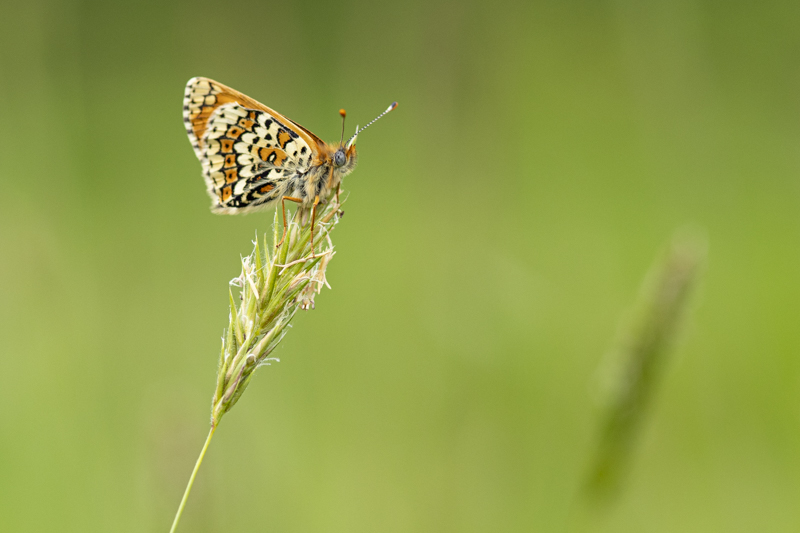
left=210, top=197, right=344, bottom=427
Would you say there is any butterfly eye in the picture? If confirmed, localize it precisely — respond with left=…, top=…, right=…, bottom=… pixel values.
left=334, top=150, right=346, bottom=167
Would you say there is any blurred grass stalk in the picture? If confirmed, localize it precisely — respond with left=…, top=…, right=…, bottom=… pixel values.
left=168, top=198, right=343, bottom=533
left=585, top=231, right=706, bottom=504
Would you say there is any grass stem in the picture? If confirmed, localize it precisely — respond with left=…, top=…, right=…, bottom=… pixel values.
left=169, top=425, right=217, bottom=533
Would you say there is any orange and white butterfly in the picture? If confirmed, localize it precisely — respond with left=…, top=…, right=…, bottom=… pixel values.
left=183, top=77, right=396, bottom=221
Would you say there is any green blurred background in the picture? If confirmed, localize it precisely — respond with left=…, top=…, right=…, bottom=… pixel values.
left=2, top=0, right=800, bottom=531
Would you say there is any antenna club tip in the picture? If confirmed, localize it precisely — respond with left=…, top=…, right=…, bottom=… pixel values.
left=339, top=109, right=346, bottom=117
left=388, top=102, right=398, bottom=112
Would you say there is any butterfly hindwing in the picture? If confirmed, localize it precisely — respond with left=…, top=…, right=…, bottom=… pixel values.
left=203, top=103, right=316, bottom=212
left=183, top=77, right=319, bottom=213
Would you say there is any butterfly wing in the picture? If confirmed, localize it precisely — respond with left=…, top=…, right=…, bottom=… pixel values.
left=183, top=77, right=326, bottom=213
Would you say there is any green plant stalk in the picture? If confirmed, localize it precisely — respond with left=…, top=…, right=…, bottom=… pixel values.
left=168, top=426, right=217, bottom=533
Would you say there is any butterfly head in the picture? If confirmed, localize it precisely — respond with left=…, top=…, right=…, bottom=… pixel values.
left=326, top=102, right=396, bottom=181
left=327, top=143, right=358, bottom=178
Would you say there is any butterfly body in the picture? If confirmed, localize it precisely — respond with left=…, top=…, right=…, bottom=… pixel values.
left=183, top=77, right=359, bottom=213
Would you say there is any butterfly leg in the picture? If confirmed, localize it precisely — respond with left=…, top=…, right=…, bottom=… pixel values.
left=276, top=196, right=304, bottom=248
left=309, top=195, right=320, bottom=257
left=335, top=184, right=344, bottom=218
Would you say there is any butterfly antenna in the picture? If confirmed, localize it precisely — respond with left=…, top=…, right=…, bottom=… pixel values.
left=346, top=102, right=398, bottom=148
left=339, top=109, right=347, bottom=146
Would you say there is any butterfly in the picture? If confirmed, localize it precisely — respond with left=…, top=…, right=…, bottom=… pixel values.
left=183, top=77, right=396, bottom=246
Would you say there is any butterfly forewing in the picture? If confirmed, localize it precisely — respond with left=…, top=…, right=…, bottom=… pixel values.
left=183, top=77, right=323, bottom=213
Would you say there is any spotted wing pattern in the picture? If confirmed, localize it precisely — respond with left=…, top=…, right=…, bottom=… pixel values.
left=183, top=77, right=319, bottom=213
